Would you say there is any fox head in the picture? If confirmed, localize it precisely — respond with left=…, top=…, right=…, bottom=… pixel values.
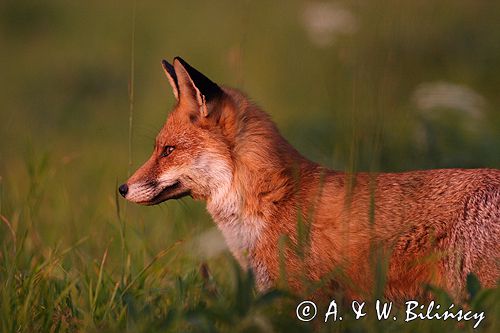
left=119, top=57, right=236, bottom=205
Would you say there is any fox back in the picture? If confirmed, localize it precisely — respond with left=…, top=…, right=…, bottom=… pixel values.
left=120, top=57, right=500, bottom=301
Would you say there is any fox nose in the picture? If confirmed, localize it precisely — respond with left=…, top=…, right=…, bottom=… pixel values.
left=118, top=184, right=129, bottom=197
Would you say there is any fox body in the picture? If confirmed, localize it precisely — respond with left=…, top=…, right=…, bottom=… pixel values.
left=120, top=57, right=500, bottom=301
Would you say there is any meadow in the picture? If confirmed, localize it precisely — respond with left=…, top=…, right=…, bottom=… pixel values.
left=0, top=1, right=499, bottom=332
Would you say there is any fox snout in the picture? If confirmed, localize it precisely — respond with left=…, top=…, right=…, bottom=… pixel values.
left=118, top=183, right=128, bottom=197
left=119, top=176, right=190, bottom=205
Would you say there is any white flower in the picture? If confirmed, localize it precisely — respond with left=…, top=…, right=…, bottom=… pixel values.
left=301, top=1, right=358, bottom=47
left=191, top=226, right=228, bottom=259
left=412, top=81, right=485, bottom=119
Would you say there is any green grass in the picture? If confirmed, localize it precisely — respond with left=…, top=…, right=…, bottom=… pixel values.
left=1, top=0, right=499, bottom=332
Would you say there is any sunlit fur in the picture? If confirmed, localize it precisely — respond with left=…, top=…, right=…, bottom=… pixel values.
left=123, top=59, right=500, bottom=302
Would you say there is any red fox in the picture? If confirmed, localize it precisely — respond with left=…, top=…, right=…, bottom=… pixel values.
left=119, top=57, right=500, bottom=301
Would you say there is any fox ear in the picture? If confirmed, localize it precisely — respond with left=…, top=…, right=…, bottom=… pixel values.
left=161, top=59, right=179, bottom=100
left=173, top=56, right=222, bottom=117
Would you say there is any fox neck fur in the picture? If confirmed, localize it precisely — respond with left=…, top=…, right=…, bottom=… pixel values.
left=204, top=87, right=310, bottom=288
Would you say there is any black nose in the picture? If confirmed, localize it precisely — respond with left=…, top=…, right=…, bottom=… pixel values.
left=118, top=184, right=128, bottom=197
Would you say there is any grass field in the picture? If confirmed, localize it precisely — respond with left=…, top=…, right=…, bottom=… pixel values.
left=0, top=0, right=499, bottom=332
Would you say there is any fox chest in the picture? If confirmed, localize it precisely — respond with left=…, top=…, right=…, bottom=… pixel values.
left=206, top=195, right=271, bottom=289
left=207, top=199, right=262, bottom=260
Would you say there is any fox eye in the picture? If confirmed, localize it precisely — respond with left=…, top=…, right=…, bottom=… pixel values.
left=160, top=145, right=175, bottom=157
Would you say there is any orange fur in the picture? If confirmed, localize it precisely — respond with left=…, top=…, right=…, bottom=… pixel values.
left=121, top=57, right=500, bottom=301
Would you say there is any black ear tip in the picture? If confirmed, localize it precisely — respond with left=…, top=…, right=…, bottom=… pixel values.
left=161, top=59, right=172, bottom=69
left=171, top=56, right=222, bottom=101
left=162, top=59, right=177, bottom=78
left=173, top=56, right=187, bottom=66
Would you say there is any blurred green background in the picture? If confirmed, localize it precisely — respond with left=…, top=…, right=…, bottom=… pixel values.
left=0, top=0, right=499, bottom=332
